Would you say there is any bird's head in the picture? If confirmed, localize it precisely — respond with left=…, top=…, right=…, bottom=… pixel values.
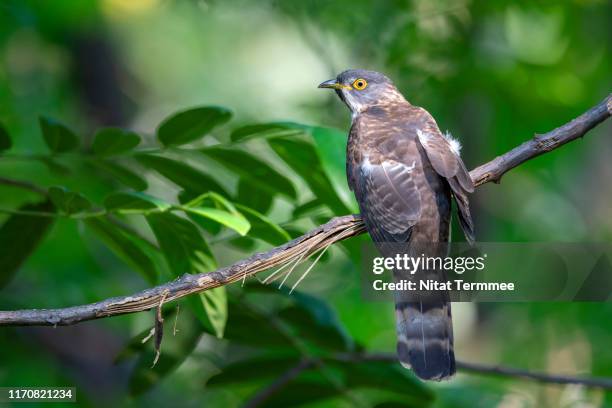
left=318, top=69, right=403, bottom=114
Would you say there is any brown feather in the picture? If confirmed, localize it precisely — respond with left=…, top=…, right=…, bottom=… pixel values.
left=340, top=73, right=473, bottom=380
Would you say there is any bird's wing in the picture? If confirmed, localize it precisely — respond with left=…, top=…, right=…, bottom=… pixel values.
left=356, top=156, right=422, bottom=243
left=416, top=114, right=475, bottom=243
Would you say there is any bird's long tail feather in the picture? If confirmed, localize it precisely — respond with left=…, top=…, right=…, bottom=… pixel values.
left=391, top=245, right=455, bottom=381
left=393, top=281, right=455, bottom=380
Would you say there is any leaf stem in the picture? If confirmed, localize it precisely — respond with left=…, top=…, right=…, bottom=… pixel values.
left=0, top=204, right=197, bottom=220
left=0, top=208, right=58, bottom=217
left=0, top=177, right=47, bottom=196
left=0, top=208, right=108, bottom=219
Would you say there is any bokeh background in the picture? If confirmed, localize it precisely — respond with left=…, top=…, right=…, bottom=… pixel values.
left=0, top=0, right=611, bottom=407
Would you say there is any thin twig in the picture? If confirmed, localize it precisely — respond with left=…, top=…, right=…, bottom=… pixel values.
left=470, top=93, right=611, bottom=186
left=173, top=305, right=180, bottom=336
left=245, top=351, right=612, bottom=406
left=141, top=327, right=155, bottom=344
left=0, top=208, right=107, bottom=219
left=243, top=359, right=314, bottom=408
left=334, top=352, right=612, bottom=391
left=455, top=360, right=612, bottom=390
left=0, top=177, right=47, bottom=196
left=152, top=290, right=169, bottom=367
left=241, top=298, right=364, bottom=406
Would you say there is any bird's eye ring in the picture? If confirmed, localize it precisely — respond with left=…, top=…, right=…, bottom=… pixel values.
left=352, top=78, right=368, bottom=90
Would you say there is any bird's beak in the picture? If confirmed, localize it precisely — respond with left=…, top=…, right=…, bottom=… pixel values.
left=318, top=79, right=349, bottom=90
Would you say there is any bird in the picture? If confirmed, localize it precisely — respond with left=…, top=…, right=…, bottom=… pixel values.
left=318, top=69, right=474, bottom=380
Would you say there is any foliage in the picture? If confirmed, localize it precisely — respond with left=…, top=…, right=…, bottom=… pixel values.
left=0, top=99, right=396, bottom=404
left=0, top=1, right=610, bottom=407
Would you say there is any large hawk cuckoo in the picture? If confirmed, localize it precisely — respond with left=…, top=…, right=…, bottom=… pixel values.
left=319, top=70, right=474, bottom=380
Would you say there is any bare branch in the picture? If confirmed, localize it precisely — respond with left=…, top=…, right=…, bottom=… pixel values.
left=0, top=94, right=610, bottom=390
left=470, top=93, right=611, bottom=186
left=0, top=214, right=366, bottom=326
left=234, top=352, right=612, bottom=402
left=0, top=94, right=609, bottom=328
left=455, top=360, right=612, bottom=390
left=336, top=352, right=612, bottom=390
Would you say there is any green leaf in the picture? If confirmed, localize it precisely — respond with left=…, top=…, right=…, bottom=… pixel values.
left=185, top=207, right=249, bottom=235
left=185, top=288, right=228, bottom=339
left=227, top=236, right=256, bottom=251
left=128, top=311, right=203, bottom=395
left=292, top=198, right=330, bottom=219
left=206, top=353, right=302, bottom=387
left=92, top=160, right=148, bottom=191
left=39, top=116, right=79, bottom=153
left=310, top=126, right=359, bottom=212
left=208, top=353, right=432, bottom=405
left=157, top=106, right=232, bottom=147
left=229, top=287, right=353, bottom=352
left=341, top=359, right=434, bottom=400
left=279, top=289, right=353, bottom=351
left=136, top=154, right=228, bottom=197
left=260, top=359, right=432, bottom=407
left=207, top=353, right=433, bottom=406
left=236, top=178, right=274, bottom=214
left=0, top=200, right=54, bottom=289
left=48, top=186, right=91, bottom=214
left=268, top=138, right=349, bottom=214
left=84, top=218, right=159, bottom=283
left=230, top=122, right=306, bottom=143
left=147, top=213, right=215, bottom=274
left=178, top=190, right=221, bottom=235
left=92, top=127, right=141, bottom=156
left=0, top=122, right=11, bottom=152
left=182, top=191, right=250, bottom=236
left=104, top=191, right=171, bottom=213
left=223, top=301, right=294, bottom=348
left=249, top=378, right=343, bottom=407
left=200, top=147, right=297, bottom=200
left=38, top=157, right=71, bottom=176
left=198, top=287, right=227, bottom=338
left=235, top=204, right=290, bottom=246
left=283, top=225, right=307, bottom=239
left=146, top=213, right=227, bottom=337
left=183, top=207, right=250, bottom=236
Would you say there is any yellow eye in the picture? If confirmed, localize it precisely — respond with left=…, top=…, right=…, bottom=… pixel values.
left=352, top=78, right=368, bottom=90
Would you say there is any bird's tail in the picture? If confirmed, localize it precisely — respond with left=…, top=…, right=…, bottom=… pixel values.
left=393, top=267, right=455, bottom=380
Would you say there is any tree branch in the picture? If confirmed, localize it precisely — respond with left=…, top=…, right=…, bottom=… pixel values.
left=0, top=94, right=609, bottom=327
left=0, top=214, right=367, bottom=326
left=470, top=93, right=611, bottom=186
left=337, top=353, right=612, bottom=390
left=1, top=94, right=610, bottom=390
left=241, top=351, right=612, bottom=405
left=234, top=351, right=612, bottom=405
left=455, top=360, right=612, bottom=390
left=0, top=177, right=47, bottom=196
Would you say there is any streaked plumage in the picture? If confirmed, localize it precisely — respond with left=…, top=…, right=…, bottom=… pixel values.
left=319, top=70, right=474, bottom=380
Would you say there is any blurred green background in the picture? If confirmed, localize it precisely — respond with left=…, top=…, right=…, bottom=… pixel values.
left=0, top=0, right=611, bottom=407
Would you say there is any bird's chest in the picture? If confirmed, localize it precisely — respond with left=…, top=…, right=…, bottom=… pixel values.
left=346, top=115, right=421, bottom=189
